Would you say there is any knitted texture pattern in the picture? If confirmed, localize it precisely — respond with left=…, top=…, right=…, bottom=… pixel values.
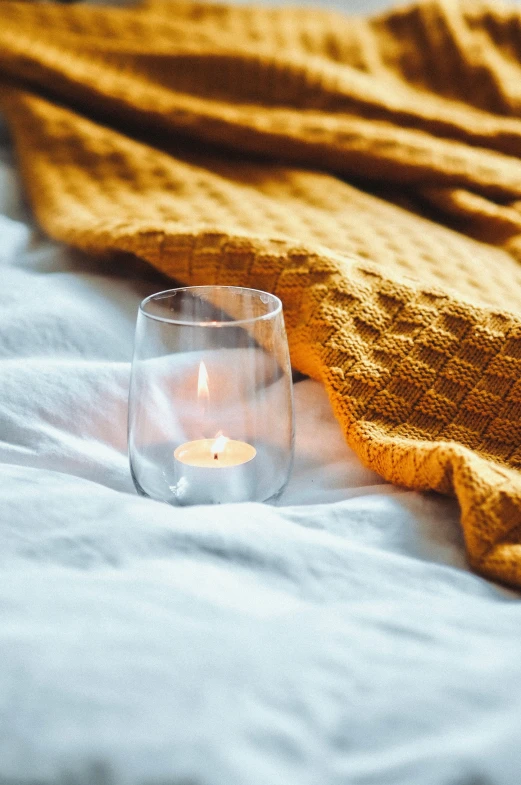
left=3, top=0, right=521, bottom=586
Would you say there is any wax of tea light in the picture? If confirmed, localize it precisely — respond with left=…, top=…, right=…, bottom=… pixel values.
left=174, top=433, right=257, bottom=468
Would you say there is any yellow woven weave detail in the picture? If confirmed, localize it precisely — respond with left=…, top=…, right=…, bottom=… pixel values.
left=3, top=0, right=521, bottom=586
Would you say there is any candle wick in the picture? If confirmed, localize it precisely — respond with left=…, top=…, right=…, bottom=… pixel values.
left=213, top=453, right=218, bottom=461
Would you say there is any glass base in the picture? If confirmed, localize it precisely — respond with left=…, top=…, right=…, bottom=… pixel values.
left=131, top=466, right=288, bottom=506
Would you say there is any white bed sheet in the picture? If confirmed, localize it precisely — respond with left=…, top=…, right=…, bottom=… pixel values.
left=1, top=37, right=521, bottom=785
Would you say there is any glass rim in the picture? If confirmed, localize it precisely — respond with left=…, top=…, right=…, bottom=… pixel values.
left=139, top=285, right=283, bottom=327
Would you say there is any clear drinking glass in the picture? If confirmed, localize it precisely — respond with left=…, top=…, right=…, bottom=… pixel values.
left=128, top=286, right=294, bottom=505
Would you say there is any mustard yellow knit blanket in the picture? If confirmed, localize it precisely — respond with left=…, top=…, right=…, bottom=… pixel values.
left=3, top=0, right=521, bottom=587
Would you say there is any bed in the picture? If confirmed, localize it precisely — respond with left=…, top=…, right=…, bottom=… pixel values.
left=2, top=0, right=521, bottom=783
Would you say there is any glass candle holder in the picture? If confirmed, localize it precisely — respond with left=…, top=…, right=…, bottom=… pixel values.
left=128, top=286, right=294, bottom=506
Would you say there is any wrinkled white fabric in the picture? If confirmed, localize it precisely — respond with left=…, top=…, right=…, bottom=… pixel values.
left=1, top=38, right=521, bottom=784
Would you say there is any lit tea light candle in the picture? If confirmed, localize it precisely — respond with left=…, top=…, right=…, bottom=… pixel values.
left=172, top=363, right=257, bottom=505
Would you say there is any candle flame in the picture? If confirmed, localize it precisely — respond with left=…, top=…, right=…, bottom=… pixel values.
left=197, top=361, right=209, bottom=402
left=211, top=431, right=229, bottom=460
